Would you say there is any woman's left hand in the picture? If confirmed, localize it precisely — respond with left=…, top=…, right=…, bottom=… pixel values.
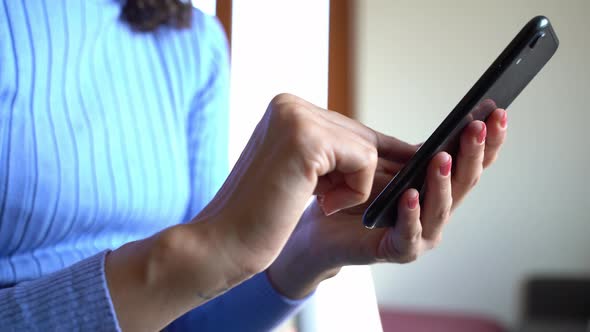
left=267, top=107, right=508, bottom=299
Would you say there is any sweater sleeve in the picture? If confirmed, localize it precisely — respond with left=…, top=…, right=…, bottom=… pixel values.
left=168, top=272, right=310, bottom=332
left=0, top=251, right=120, bottom=331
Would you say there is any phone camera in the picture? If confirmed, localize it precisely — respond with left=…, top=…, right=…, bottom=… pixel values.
left=529, top=31, right=546, bottom=49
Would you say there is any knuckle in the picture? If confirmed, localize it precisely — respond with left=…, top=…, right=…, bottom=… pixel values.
left=271, top=101, right=302, bottom=124
left=367, top=146, right=379, bottom=166
left=270, top=92, right=298, bottom=106
left=483, top=154, right=498, bottom=168
left=486, top=136, right=503, bottom=147
left=460, top=139, right=478, bottom=156
left=370, top=129, right=380, bottom=149
left=400, top=227, right=422, bottom=244
left=358, top=186, right=372, bottom=204
left=437, top=207, right=451, bottom=222
left=399, top=251, right=419, bottom=264
left=461, top=136, right=485, bottom=157
left=385, top=235, right=420, bottom=264
left=270, top=103, right=310, bottom=141
left=358, top=148, right=379, bottom=203
left=458, top=176, right=480, bottom=190
left=455, top=174, right=480, bottom=190
left=430, top=233, right=443, bottom=249
left=440, top=181, right=451, bottom=195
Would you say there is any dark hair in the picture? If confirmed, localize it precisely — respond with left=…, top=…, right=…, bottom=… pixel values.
left=121, top=0, right=193, bottom=32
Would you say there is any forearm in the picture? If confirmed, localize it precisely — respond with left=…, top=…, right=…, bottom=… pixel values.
left=0, top=222, right=244, bottom=332
left=105, top=222, right=248, bottom=332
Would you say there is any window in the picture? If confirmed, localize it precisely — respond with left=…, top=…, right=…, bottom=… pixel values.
left=209, top=1, right=383, bottom=331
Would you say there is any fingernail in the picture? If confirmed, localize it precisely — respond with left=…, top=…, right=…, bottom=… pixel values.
left=407, top=192, right=419, bottom=209
left=477, top=122, right=487, bottom=144
left=317, top=195, right=339, bottom=216
left=439, top=154, right=452, bottom=176
left=325, top=208, right=341, bottom=216
left=500, top=110, right=508, bottom=128
left=317, top=195, right=326, bottom=213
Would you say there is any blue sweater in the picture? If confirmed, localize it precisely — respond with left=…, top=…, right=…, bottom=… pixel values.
left=0, top=1, right=306, bottom=330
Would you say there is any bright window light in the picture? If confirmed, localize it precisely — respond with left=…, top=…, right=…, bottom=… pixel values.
left=228, top=0, right=329, bottom=165
left=228, top=1, right=382, bottom=332
left=192, top=0, right=216, bottom=16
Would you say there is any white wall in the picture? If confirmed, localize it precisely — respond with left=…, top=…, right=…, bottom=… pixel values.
left=355, top=0, right=590, bottom=328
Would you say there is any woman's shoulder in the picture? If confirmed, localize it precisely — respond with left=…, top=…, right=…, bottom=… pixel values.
left=188, top=8, right=229, bottom=54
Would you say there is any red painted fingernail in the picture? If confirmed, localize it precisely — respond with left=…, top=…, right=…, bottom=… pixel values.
left=439, top=154, right=452, bottom=176
left=477, top=122, right=487, bottom=144
left=317, top=195, right=327, bottom=214
left=408, top=192, right=419, bottom=209
left=500, top=110, right=508, bottom=128
left=317, top=195, right=340, bottom=216
left=325, top=208, right=340, bottom=216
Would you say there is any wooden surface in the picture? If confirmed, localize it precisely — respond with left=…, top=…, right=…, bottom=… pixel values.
left=216, top=0, right=232, bottom=50
left=328, top=0, right=356, bottom=118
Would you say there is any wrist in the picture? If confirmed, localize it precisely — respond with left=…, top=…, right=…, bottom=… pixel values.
left=266, top=228, right=341, bottom=300
left=146, top=222, right=251, bottom=302
left=267, top=263, right=341, bottom=300
left=105, top=221, right=252, bottom=331
left=105, top=230, right=206, bottom=332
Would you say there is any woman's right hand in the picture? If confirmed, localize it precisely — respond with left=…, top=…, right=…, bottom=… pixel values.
left=193, top=93, right=409, bottom=279
left=105, top=93, right=404, bottom=331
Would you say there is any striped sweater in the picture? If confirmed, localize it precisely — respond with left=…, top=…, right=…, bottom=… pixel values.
left=0, top=1, right=305, bottom=330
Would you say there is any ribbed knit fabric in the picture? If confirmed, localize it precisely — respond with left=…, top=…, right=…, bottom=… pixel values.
left=0, top=0, right=307, bottom=330
left=0, top=251, right=119, bottom=331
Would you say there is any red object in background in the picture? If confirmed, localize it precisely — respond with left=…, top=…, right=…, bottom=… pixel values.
left=380, top=308, right=505, bottom=332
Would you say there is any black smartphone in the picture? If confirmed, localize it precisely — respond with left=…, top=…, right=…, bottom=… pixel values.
left=363, top=16, right=559, bottom=229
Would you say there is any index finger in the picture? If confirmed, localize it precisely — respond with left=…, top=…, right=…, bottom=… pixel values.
left=321, top=110, right=416, bottom=162
left=287, top=96, right=418, bottom=163
left=317, top=111, right=417, bottom=162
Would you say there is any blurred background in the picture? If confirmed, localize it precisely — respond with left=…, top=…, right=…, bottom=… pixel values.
left=198, top=0, right=590, bottom=331
left=357, top=1, right=590, bottom=332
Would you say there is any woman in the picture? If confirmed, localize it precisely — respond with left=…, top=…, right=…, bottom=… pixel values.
left=0, top=1, right=508, bottom=331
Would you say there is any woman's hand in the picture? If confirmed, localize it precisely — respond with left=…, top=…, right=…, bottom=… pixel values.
left=267, top=105, right=508, bottom=299
left=194, top=93, right=420, bottom=278
left=148, top=92, right=404, bottom=301
left=106, top=93, right=393, bottom=331
left=104, top=92, right=507, bottom=331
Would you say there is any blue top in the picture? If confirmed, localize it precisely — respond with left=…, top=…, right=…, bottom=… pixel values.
left=0, top=1, right=306, bottom=330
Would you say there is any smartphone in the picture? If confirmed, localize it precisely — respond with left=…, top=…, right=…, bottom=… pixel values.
left=363, top=16, right=559, bottom=229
